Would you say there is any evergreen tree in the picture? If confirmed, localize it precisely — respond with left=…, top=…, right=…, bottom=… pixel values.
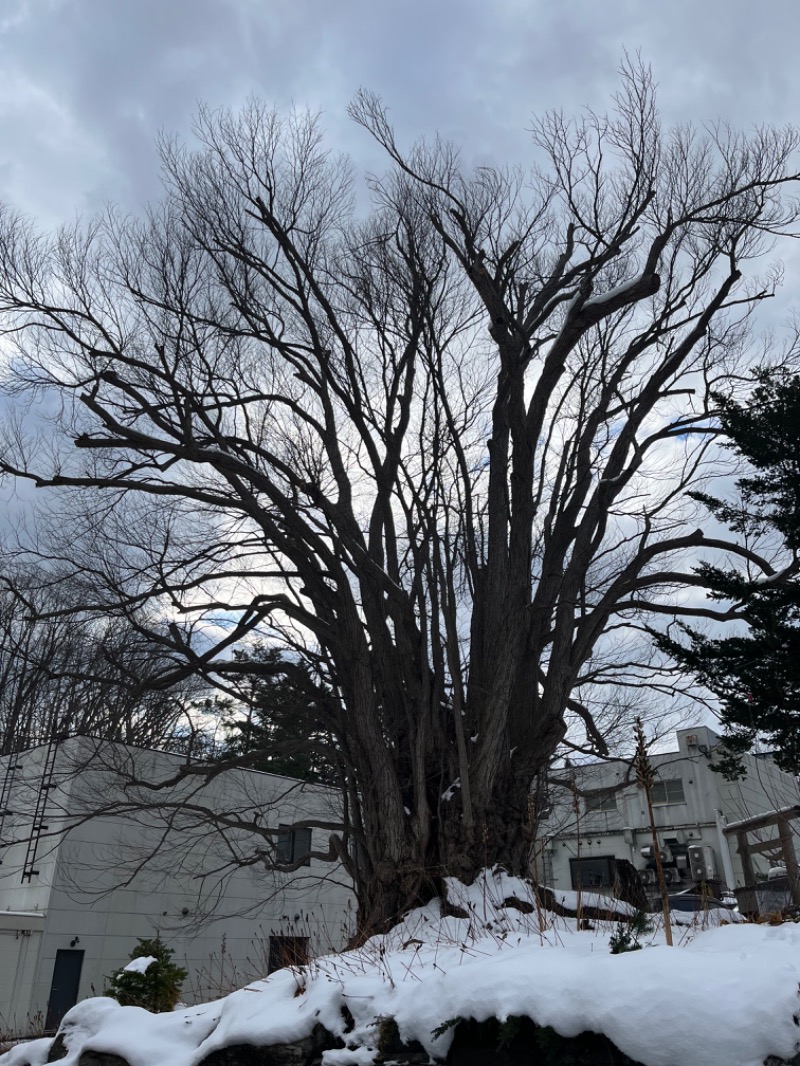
left=660, top=371, right=800, bottom=775
left=106, top=936, right=188, bottom=1012
left=219, top=645, right=340, bottom=784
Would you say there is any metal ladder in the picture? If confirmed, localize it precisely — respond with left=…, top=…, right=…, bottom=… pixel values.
left=0, top=743, right=19, bottom=859
left=20, top=725, right=63, bottom=882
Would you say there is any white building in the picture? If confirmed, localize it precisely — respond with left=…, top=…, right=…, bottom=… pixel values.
left=543, top=726, right=800, bottom=905
left=0, top=737, right=355, bottom=1037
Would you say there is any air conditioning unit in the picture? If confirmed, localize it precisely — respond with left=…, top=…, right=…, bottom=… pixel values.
left=640, top=844, right=672, bottom=864
left=685, top=734, right=699, bottom=747
left=639, top=867, right=681, bottom=886
left=688, top=844, right=716, bottom=881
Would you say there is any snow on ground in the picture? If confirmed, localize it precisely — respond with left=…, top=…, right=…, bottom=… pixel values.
left=3, top=869, right=799, bottom=1066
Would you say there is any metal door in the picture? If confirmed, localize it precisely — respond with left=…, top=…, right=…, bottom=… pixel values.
left=45, top=948, right=84, bottom=1032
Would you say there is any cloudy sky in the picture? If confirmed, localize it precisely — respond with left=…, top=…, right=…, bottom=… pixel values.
left=2, top=0, right=800, bottom=228
left=0, top=0, right=796, bottom=731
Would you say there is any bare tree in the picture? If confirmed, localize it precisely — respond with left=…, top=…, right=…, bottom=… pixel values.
left=0, top=563, right=202, bottom=754
left=0, top=61, right=799, bottom=934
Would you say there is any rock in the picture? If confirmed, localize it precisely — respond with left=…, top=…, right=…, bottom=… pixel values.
left=380, top=1052, right=429, bottom=1066
left=197, top=1049, right=288, bottom=1066
left=373, top=1016, right=427, bottom=1065
left=446, top=1016, right=644, bottom=1066
left=46, top=1034, right=68, bottom=1062
left=47, top=1032, right=130, bottom=1066
left=77, top=1053, right=131, bottom=1066
left=197, top=1023, right=343, bottom=1066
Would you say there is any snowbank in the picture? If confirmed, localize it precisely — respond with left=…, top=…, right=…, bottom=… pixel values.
left=2, top=870, right=798, bottom=1066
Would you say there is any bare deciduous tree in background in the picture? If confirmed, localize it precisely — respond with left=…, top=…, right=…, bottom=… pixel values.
left=1, top=61, right=798, bottom=933
left=0, top=564, right=203, bottom=754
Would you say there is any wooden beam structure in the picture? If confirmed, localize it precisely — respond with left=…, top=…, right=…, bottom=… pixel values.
left=725, top=806, right=800, bottom=910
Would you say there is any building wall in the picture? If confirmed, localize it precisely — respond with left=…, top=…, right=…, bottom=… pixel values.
left=0, top=738, right=355, bottom=1034
left=0, top=913, right=44, bottom=1036
left=0, top=744, right=66, bottom=918
left=544, top=727, right=800, bottom=899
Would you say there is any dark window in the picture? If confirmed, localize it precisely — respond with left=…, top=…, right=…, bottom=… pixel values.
left=45, top=949, right=84, bottom=1032
left=651, top=779, right=685, bottom=806
left=268, top=935, right=310, bottom=974
left=584, top=789, right=617, bottom=814
left=276, top=825, right=312, bottom=866
left=569, top=855, right=616, bottom=889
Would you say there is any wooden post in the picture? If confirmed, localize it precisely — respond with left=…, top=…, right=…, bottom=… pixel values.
left=644, top=790, right=673, bottom=945
left=777, top=818, right=800, bottom=908
left=737, top=831, right=756, bottom=887
left=735, top=831, right=759, bottom=915
left=569, top=772, right=583, bottom=925
left=634, top=719, right=672, bottom=945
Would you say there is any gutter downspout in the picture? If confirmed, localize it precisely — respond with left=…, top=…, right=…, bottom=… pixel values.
left=715, top=809, right=736, bottom=890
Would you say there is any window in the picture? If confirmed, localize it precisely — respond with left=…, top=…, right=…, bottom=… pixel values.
left=650, top=778, right=685, bottom=806
left=276, top=825, right=312, bottom=866
left=268, top=935, right=310, bottom=974
left=584, top=788, right=617, bottom=814
left=569, top=855, right=616, bottom=889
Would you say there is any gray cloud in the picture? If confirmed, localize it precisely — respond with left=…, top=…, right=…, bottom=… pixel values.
left=1, top=0, right=798, bottom=611
left=2, top=0, right=799, bottom=226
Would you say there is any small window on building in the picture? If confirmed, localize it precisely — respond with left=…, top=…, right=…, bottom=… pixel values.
left=650, top=778, right=685, bottom=806
left=276, top=825, right=312, bottom=866
left=584, top=788, right=617, bottom=814
left=268, top=935, right=310, bottom=974
left=569, top=855, right=616, bottom=889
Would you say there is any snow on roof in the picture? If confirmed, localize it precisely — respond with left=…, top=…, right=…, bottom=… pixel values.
left=2, top=869, right=799, bottom=1066
left=724, top=805, right=800, bottom=833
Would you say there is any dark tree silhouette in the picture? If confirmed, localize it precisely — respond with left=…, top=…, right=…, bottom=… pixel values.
left=0, top=564, right=201, bottom=754
left=1, top=62, right=799, bottom=932
left=218, top=644, right=339, bottom=783
left=660, top=371, right=800, bottom=775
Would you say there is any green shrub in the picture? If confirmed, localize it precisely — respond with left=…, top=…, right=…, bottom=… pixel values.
left=609, top=909, right=652, bottom=955
left=105, top=936, right=188, bottom=1012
